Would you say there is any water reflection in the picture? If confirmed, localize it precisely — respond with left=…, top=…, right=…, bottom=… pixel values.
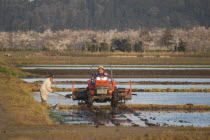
left=32, top=92, right=210, bottom=106
left=49, top=109, right=210, bottom=127
left=139, top=111, right=210, bottom=127
left=127, top=92, right=210, bottom=105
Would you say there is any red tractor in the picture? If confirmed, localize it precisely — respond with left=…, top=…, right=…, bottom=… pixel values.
left=72, top=65, right=132, bottom=107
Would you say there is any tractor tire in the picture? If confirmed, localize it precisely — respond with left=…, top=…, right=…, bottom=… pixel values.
left=111, top=89, right=119, bottom=107
left=87, top=92, right=93, bottom=107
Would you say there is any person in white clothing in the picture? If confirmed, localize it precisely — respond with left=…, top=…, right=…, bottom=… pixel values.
left=40, top=74, right=54, bottom=103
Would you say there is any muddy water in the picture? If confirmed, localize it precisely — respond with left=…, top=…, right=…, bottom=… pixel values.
left=21, top=77, right=210, bottom=83
left=49, top=109, right=147, bottom=126
left=139, top=111, right=210, bottom=127
left=32, top=92, right=210, bottom=106
left=32, top=91, right=210, bottom=127
left=49, top=109, right=210, bottom=127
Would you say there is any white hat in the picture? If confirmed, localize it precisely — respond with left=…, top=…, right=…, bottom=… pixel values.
left=98, top=66, right=104, bottom=69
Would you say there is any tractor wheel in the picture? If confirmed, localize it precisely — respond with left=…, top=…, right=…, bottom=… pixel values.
left=111, top=89, right=119, bottom=107
left=87, top=92, right=93, bottom=107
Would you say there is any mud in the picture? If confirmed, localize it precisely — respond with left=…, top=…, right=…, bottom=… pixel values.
left=50, top=106, right=150, bottom=127
left=23, top=69, right=210, bottom=78
left=49, top=106, right=210, bottom=127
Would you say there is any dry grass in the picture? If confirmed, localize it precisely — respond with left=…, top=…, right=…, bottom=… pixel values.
left=2, top=51, right=210, bottom=65
left=0, top=74, right=52, bottom=125
left=2, top=125, right=209, bottom=140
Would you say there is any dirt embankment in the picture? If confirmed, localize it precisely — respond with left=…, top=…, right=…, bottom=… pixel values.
left=0, top=74, right=52, bottom=126
left=23, top=69, right=210, bottom=78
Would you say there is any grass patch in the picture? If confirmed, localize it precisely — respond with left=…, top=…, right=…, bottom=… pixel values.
left=0, top=55, right=34, bottom=77
left=0, top=65, right=32, bottom=78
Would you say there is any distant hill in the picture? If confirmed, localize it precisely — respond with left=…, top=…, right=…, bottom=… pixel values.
left=0, top=0, right=209, bottom=31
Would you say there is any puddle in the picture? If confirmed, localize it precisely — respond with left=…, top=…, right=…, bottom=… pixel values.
left=21, top=77, right=210, bottom=83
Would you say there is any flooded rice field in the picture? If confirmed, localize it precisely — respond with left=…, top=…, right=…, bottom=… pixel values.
left=32, top=91, right=210, bottom=127
left=127, top=92, right=210, bottom=105
left=21, top=77, right=210, bottom=83
left=51, top=84, right=210, bottom=89
left=22, top=64, right=210, bottom=127
left=32, top=92, right=210, bottom=106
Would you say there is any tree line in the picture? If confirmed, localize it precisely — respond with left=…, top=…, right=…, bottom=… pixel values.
left=0, top=27, right=209, bottom=52
left=0, top=0, right=209, bottom=31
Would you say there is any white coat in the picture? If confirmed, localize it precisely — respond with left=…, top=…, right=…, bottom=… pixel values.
left=40, top=78, right=53, bottom=101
